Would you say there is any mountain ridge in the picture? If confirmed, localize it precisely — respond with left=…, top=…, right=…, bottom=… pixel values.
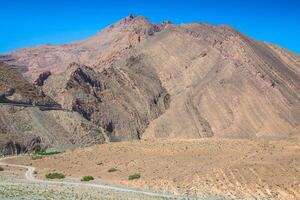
left=0, top=15, right=299, bottom=154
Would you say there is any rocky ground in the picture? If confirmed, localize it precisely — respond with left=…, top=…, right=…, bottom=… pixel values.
left=5, top=139, right=300, bottom=200
left=0, top=176, right=184, bottom=200
left=0, top=161, right=223, bottom=200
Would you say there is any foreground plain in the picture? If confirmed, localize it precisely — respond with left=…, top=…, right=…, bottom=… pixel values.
left=5, top=139, right=300, bottom=200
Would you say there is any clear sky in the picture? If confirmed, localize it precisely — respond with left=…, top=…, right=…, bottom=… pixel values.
left=1, top=0, right=299, bottom=54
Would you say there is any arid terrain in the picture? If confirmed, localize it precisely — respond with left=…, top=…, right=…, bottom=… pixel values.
left=5, top=139, right=300, bottom=200
left=1, top=15, right=299, bottom=155
left=0, top=163, right=180, bottom=200
left=0, top=15, right=299, bottom=200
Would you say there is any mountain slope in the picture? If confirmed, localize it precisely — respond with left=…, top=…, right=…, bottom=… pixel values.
left=2, top=16, right=300, bottom=142
left=40, top=60, right=170, bottom=141
left=140, top=23, right=300, bottom=139
left=0, top=62, right=108, bottom=155
left=0, top=62, right=58, bottom=106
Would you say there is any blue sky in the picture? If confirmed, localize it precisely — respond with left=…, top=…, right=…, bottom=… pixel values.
left=0, top=0, right=299, bottom=54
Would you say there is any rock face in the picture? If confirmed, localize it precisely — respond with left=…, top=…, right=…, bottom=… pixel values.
left=140, top=23, right=300, bottom=139
left=42, top=59, right=170, bottom=141
left=0, top=62, right=108, bottom=155
left=0, top=105, right=108, bottom=155
left=34, top=71, right=51, bottom=86
left=0, top=62, right=57, bottom=106
left=1, top=15, right=300, bottom=145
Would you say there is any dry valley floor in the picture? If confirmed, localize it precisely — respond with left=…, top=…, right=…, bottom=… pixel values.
left=5, top=138, right=300, bottom=200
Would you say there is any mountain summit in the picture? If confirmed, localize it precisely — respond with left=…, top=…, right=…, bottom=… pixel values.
left=3, top=15, right=159, bottom=81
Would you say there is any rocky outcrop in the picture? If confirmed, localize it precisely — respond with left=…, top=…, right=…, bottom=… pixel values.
left=0, top=105, right=108, bottom=155
left=34, top=71, right=51, bottom=86
left=0, top=62, right=108, bottom=155
left=1, top=137, right=42, bottom=155
left=0, top=62, right=58, bottom=107
left=42, top=57, right=170, bottom=141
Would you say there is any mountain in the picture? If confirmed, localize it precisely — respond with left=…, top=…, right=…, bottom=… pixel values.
left=41, top=61, right=170, bottom=141
left=2, top=15, right=160, bottom=81
left=1, top=15, right=299, bottom=154
left=140, top=23, right=300, bottom=139
left=0, top=62, right=57, bottom=106
left=0, top=62, right=108, bottom=155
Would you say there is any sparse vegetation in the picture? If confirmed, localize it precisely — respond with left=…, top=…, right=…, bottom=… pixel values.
left=81, top=176, right=94, bottom=182
left=0, top=167, right=4, bottom=171
left=31, top=150, right=62, bottom=160
left=108, top=167, right=118, bottom=173
left=128, top=173, right=140, bottom=180
left=31, top=155, right=43, bottom=160
left=45, top=172, right=65, bottom=179
left=33, top=151, right=62, bottom=156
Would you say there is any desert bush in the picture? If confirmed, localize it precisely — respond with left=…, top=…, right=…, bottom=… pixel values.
left=128, top=173, right=141, bottom=180
left=108, top=167, right=118, bottom=173
left=45, top=172, right=65, bottom=179
left=34, top=151, right=62, bottom=156
left=0, top=167, right=4, bottom=171
left=81, top=176, right=94, bottom=182
left=31, top=155, right=43, bottom=160
left=31, top=150, right=62, bottom=160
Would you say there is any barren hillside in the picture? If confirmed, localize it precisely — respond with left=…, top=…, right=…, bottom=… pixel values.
left=7, top=139, right=300, bottom=200
left=0, top=62, right=57, bottom=106
left=41, top=61, right=170, bottom=140
left=0, top=62, right=108, bottom=155
left=1, top=15, right=299, bottom=151
left=139, top=23, right=300, bottom=139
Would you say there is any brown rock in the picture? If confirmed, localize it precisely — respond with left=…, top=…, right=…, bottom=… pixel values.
left=0, top=16, right=299, bottom=147
left=34, top=71, right=51, bottom=86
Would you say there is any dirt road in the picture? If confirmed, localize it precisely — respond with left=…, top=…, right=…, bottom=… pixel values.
left=0, top=156, right=213, bottom=199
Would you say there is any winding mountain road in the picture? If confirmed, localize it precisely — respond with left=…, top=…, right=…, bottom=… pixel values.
left=0, top=157, right=180, bottom=199
left=0, top=102, right=71, bottom=111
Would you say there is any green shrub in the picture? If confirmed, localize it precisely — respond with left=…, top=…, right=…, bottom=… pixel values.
left=31, top=155, right=43, bottom=160
left=34, top=151, right=62, bottom=156
left=81, top=176, right=94, bottom=182
left=128, top=173, right=141, bottom=180
left=0, top=167, right=4, bottom=171
left=31, top=151, right=62, bottom=160
left=108, top=167, right=118, bottom=173
left=45, top=172, right=65, bottom=179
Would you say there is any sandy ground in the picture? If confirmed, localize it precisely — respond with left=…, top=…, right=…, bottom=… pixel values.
left=6, top=138, right=300, bottom=200
left=0, top=164, right=193, bottom=200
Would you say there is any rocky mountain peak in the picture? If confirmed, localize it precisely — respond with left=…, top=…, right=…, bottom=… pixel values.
left=0, top=16, right=299, bottom=156
left=119, top=14, right=148, bottom=25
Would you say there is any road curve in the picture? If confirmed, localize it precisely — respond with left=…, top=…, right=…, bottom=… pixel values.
left=0, top=157, right=179, bottom=199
